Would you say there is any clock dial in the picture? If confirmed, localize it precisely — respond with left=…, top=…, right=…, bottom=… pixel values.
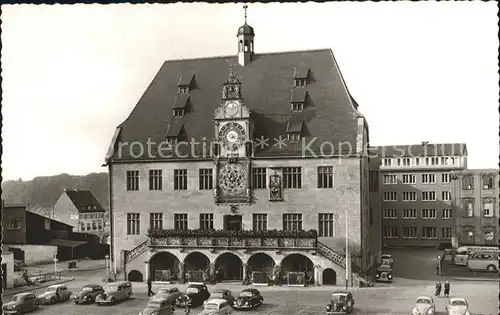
left=218, top=122, right=246, bottom=150
left=224, top=102, right=239, bottom=117
left=226, top=130, right=239, bottom=143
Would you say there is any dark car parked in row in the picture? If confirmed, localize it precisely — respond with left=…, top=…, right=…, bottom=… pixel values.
left=176, top=284, right=210, bottom=308
left=233, top=289, right=263, bottom=310
left=73, top=284, right=105, bottom=304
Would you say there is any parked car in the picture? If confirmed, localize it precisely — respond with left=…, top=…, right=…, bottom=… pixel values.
left=445, top=297, right=470, bottom=315
left=375, top=264, right=393, bottom=283
left=96, top=281, right=133, bottom=305
left=412, top=296, right=435, bottom=315
left=233, top=288, right=263, bottom=310
left=206, top=289, right=235, bottom=306
left=2, top=292, right=40, bottom=314
left=380, top=254, right=394, bottom=267
left=325, top=290, right=355, bottom=314
left=150, top=287, right=183, bottom=304
left=38, top=284, right=72, bottom=304
left=13, top=260, right=24, bottom=272
left=140, top=297, right=176, bottom=315
left=176, top=284, right=210, bottom=308
left=198, top=298, right=234, bottom=315
left=73, top=284, right=104, bottom=304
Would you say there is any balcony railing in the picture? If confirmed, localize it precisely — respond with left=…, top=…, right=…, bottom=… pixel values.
left=147, top=229, right=317, bottom=250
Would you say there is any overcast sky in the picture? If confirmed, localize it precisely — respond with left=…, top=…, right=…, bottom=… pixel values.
left=1, top=2, right=498, bottom=181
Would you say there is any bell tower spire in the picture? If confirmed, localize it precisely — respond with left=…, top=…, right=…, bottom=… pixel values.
left=237, top=4, right=254, bottom=67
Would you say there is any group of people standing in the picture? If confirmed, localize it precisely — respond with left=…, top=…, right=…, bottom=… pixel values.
left=435, top=280, right=451, bottom=298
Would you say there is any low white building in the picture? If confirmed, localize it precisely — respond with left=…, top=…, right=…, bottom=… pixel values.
left=2, top=250, right=15, bottom=289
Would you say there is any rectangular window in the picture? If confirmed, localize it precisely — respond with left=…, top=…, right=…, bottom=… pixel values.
left=383, top=209, right=398, bottom=219
left=383, top=192, right=397, bottom=202
left=127, top=213, right=140, bottom=235
left=252, top=214, right=267, bottom=231
left=173, top=109, right=184, bottom=117
left=403, top=208, right=417, bottom=219
left=403, top=227, right=418, bottom=239
left=482, top=175, right=494, bottom=189
left=483, top=202, right=494, bottom=217
left=199, top=169, right=213, bottom=190
left=291, top=103, right=303, bottom=112
left=422, top=209, right=437, bottom=219
left=462, top=176, right=474, bottom=190
left=383, top=174, right=397, bottom=184
left=317, top=166, right=334, bottom=188
left=422, top=227, right=437, bottom=239
left=441, top=173, right=451, bottom=183
left=415, top=158, right=420, bottom=166
left=318, top=213, right=335, bottom=237
left=179, top=86, right=189, bottom=94
left=8, top=219, right=22, bottom=229
left=126, top=170, right=139, bottom=191
left=283, top=213, right=303, bottom=231
left=283, top=167, right=302, bottom=189
left=199, top=213, right=214, bottom=230
left=149, top=170, right=163, bottom=191
left=252, top=167, right=267, bottom=189
left=369, top=171, right=379, bottom=192
left=402, top=157, right=410, bottom=166
left=402, top=192, right=417, bottom=202
left=174, top=169, right=188, bottom=190
left=397, top=158, right=401, bottom=166
left=383, top=158, right=392, bottom=167
left=422, top=191, right=436, bottom=201
left=463, top=199, right=474, bottom=217
left=149, top=213, right=163, bottom=230
left=402, top=174, right=416, bottom=184
left=287, top=132, right=301, bottom=142
left=441, top=227, right=452, bottom=240
left=174, top=213, right=188, bottom=230
left=421, top=174, right=436, bottom=184
left=383, top=227, right=398, bottom=238
left=441, top=191, right=451, bottom=201
left=294, top=79, right=306, bottom=87
left=441, top=209, right=452, bottom=219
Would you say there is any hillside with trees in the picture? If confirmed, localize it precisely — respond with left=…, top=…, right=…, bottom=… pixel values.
left=1, top=173, right=109, bottom=216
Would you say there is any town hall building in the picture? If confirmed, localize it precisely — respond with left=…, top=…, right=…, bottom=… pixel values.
left=104, top=11, right=382, bottom=286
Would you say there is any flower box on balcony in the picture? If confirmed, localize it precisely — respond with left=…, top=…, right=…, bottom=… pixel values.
left=215, top=238, right=229, bottom=246
left=279, top=238, right=296, bottom=247
left=262, top=238, right=278, bottom=247
left=245, top=238, right=262, bottom=247
left=229, top=237, right=245, bottom=247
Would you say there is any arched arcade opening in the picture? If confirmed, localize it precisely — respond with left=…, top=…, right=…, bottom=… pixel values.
left=128, top=270, right=143, bottom=282
left=150, top=251, right=181, bottom=282
left=281, top=253, right=314, bottom=285
left=247, top=253, right=275, bottom=284
left=215, top=252, right=243, bottom=282
left=184, top=252, right=210, bottom=283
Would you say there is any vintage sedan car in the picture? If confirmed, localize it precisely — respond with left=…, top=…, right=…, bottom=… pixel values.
left=96, top=281, right=133, bottom=305
left=150, top=287, right=183, bottom=304
left=140, top=297, right=176, bottom=315
left=2, top=292, right=40, bottom=314
left=380, top=254, right=394, bottom=267
left=326, top=290, right=355, bottom=314
left=375, top=264, right=393, bottom=282
left=198, top=298, right=234, bottom=315
left=412, top=296, right=435, bottom=315
left=38, top=284, right=72, bottom=304
left=176, top=284, right=210, bottom=308
left=73, top=284, right=104, bottom=304
left=206, top=289, right=235, bottom=306
left=233, top=288, right=263, bottom=310
left=445, top=298, right=470, bottom=315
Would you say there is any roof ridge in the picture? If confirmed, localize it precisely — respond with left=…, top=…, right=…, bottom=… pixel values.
left=162, top=48, right=332, bottom=63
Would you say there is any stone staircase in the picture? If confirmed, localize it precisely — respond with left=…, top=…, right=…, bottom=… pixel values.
left=124, top=239, right=150, bottom=264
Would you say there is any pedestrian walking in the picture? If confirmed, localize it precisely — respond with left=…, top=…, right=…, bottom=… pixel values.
left=185, top=304, right=191, bottom=314
left=444, top=280, right=450, bottom=298
left=147, top=277, right=154, bottom=296
left=435, top=281, right=441, bottom=297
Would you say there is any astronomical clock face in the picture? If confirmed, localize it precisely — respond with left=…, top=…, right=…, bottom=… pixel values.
left=218, top=122, right=246, bottom=151
left=224, top=101, right=240, bottom=117
left=218, top=163, right=248, bottom=196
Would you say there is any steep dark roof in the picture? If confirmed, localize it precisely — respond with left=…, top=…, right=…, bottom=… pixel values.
left=293, top=66, right=309, bottom=79
left=290, top=88, right=307, bottom=103
left=109, top=49, right=360, bottom=161
left=374, top=143, right=467, bottom=158
left=65, top=190, right=105, bottom=213
left=172, top=94, right=190, bottom=109
left=287, top=115, right=304, bottom=133
left=165, top=117, right=185, bottom=137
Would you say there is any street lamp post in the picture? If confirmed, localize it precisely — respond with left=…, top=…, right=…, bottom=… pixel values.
left=53, top=256, right=58, bottom=279
left=345, top=211, right=349, bottom=290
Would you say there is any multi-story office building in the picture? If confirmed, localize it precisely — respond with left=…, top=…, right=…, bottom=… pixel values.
left=104, top=16, right=381, bottom=286
left=376, top=142, right=468, bottom=247
left=451, top=169, right=498, bottom=246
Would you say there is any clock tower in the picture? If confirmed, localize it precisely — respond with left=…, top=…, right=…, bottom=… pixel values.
left=213, top=66, right=253, bottom=204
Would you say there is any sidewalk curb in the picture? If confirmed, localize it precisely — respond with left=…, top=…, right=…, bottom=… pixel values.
left=450, top=277, right=499, bottom=282
left=3, top=278, right=75, bottom=297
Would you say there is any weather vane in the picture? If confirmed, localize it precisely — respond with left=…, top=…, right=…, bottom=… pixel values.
left=243, top=4, right=248, bottom=24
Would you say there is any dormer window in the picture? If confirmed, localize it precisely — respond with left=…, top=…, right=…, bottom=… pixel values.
left=166, top=119, right=184, bottom=144
left=166, top=137, right=178, bottom=145
left=293, top=66, right=309, bottom=87
left=177, top=73, right=194, bottom=93
left=294, top=79, right=306, bottom=87
left=179, top=86, right=189, bottom=94
left=291, top=103, right=303, bottom=112
left=287, top=132, right=301, bottom=142
left=173, top=109, right=184, bottom=117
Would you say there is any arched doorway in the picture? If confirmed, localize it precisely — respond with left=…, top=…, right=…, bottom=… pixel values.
left=281, top=253, right=314, bottom=285
left=150, top=251, right=181, bottom=282
left=215, top=252, right=243, bottom=282
left=247, top=253, right=275, bottom=284
left=184, top=252, right=210, bottom=283
left=322, top=268, right=337, bottom=285
left=128, top=270, right=143, bottom=282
